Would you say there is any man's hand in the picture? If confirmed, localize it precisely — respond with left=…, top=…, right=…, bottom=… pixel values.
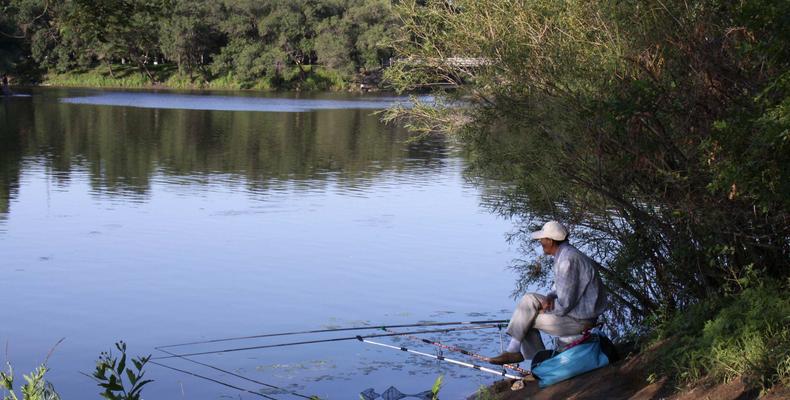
left=540, top=297, right=555, bottom=313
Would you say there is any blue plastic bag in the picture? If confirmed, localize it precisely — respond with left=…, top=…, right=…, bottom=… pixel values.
left=531, top=334, right=610, bottom=388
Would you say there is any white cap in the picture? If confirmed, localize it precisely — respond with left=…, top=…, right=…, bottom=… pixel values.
left=530, top=221, right=568, bottom=241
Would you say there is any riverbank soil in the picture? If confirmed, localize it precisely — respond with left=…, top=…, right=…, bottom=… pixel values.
left=477, top=346, right=789, bottom=400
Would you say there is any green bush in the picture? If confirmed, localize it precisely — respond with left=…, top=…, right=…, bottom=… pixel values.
left=91, top=341, right=152, bottom=400
left=45, top=69, right=150, bottom=89
left=0, top=364, right=60, bottom=400
left=652, top=280, right=790, bottom=390
left=472, top=384, right=498, bottom=400
left=42, top=63, right=351, bottom=91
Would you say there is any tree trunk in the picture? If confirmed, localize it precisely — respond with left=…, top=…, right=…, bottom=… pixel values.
left=297, top=61, right=306, bottom=82
left=138, top=59, right=155, bottom=84
left=106, top=60, right=115, bottom=79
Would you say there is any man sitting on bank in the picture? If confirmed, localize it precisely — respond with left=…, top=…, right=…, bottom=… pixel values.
left=489, top=221, right=608, bottom=366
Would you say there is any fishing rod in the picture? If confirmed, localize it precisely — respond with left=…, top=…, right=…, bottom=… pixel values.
left=157, top=319, right=509, bottom=349
left=156, top=348, right=317, bottom=400
left=149, top=360, right=282, bottom=400
left=356, top=336, right=523, bottom=380
left=153, top=324, right=502, bottom=360
left=380, top=327, right=531, bottom=376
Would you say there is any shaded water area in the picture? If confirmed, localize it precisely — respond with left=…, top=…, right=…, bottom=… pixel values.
left=0, top=89, right=519, bottom=399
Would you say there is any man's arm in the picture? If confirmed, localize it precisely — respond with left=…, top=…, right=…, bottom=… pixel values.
left=552, top=259, right=583, bottom=316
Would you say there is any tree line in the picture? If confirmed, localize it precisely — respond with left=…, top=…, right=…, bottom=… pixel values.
left=0, top=0, right=400, bottom=88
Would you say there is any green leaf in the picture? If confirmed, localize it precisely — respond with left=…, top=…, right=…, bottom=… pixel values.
left=99, top=382, right=123, bottom=391
left=129, top=379, right=153, bottom=398
left=93, top=369, right=108, bottom=381
left=126, top=369, right=138, bottom=386
left=117, top=353, right=126, bottom=377
left=431, top=374, right=443, bottom=399
left=99, top=392, right=117, bottom=400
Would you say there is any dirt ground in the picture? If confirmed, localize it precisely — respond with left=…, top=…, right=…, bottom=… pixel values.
left=475, top=348, right=789, bottom=400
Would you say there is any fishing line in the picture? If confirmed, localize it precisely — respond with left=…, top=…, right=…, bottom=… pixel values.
left=157, top=319, right=509, bottom=349
left=149, top=360, right=281, bottom=400
left=156, top=348, right=316, bottom=399
left=381, top=327, right=531, bottom=376
left=355, top=336, right=522, bottom=380
left=153, top=324, right=500, bottom=360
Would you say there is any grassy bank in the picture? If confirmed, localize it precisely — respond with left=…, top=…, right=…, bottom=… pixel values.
left=42, top=64, right=354, bottom=92
left=648, top=279, right=790, bottom=392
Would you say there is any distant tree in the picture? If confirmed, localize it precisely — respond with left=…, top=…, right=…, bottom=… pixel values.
left=51, top=0, right=168, bottom=81
left=58, top=0, right=131, bottom=73
left=123, top=0, right=169, bottom=80
left=159, top=0, right=223, bottom=79
left=346, top=0, right=398, bottom=70
left=257, top=0, right=321, bottom=78
left=315, top=16, right=354, bottom=75
left=1, top=0, right=51, bottom=75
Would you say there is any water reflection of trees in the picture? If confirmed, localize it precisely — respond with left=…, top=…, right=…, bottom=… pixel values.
left=0, top=91, right=451, bottom=214
left=0, top=100, right=25, bottom=220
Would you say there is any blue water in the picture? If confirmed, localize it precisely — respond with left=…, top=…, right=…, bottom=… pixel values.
left=0, top=89, right=522, bottom=399
left=61, top=91, right=428, bottom=112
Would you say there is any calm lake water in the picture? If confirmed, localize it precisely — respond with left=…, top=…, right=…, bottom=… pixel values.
left=0, top=89, right=521, bottom=399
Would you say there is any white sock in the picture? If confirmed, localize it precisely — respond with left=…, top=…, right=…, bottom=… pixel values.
left=506, top=338, right=521, bottom=353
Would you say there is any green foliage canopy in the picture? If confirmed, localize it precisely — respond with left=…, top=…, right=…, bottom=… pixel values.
left=386, top=0, right=790, bottom=326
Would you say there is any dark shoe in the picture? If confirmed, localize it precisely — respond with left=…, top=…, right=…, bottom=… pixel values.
left=488, top=351, right=524, bottom=365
